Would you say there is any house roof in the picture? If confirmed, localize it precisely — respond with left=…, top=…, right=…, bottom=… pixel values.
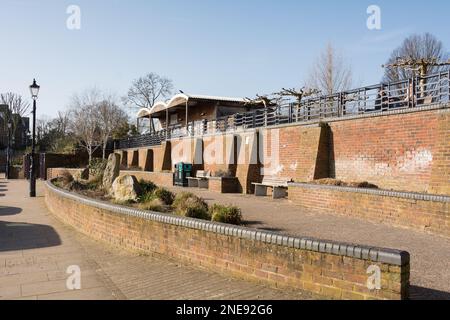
left=137, top=94, right=247, bottom=118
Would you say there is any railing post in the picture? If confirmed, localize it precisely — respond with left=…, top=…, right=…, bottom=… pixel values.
left=264, top=108, right=268, bottom=127
left=288, top=104, right=293, bottom=123
left=448, top=70, right=450, bottom=102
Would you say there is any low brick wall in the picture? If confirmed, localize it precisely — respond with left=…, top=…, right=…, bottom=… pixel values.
left=45, top=181, right=410, bottom=300
left=289, top=183, right=450, bottom=237
left=208, top=177, right=238, bottom=193
left=47, top=168, right=89, bottom=180
left=118, top=171, right=173, bottom=188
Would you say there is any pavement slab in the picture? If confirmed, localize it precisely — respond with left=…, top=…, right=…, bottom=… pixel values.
left=0, top=177, right=313, bottom=300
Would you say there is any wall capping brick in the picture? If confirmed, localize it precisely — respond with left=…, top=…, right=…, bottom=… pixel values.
left=289, top=182, right=450, bottom=203
left=46, top=180, right=410, bottom=266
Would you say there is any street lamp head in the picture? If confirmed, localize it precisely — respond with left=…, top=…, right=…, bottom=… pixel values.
left=29, top=78, right=40, bottom=100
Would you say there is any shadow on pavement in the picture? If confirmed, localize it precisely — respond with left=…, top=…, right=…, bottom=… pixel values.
left=0, top=206, right=22, bottom=216
left=410, top=286, right=450, bottom=300
left=0, top=221, right=62, bottom=252
left=244, top=220, right=286, bottom=233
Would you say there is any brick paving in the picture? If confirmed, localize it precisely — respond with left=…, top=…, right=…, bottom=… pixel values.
left=2, top=177, right=449, bottom=300
left=167, top=186, right=450, bottom=300
left=0, top=177, right=313, bottom=300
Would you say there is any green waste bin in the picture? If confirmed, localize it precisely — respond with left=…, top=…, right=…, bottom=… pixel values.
left=173, top=162, right=192, bottom=187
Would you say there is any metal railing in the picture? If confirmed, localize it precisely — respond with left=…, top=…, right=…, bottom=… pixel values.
left=116, top=71, right=450, bottom=149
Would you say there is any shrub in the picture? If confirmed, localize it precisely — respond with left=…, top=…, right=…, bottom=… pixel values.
left=139, top=191, right=156, bottom=204
left=85, top=175, right=103, bottom=191
left=173, top=192, right=196, bottom=208
left=210, top=204, right=242, bottom=225
left=88, top=158, right=107, bottom=181
left=184, top=199, right=211, bottom=220
left=57, top=170, right=74, bottom=188
left=112, top=199, right=135, bottom=206
left=66, top=180, right=87, bottom=192
left=312, top=178, right=344, bottom=186
left=153, top=187, right=175, bottom=205
left=139, top=179, right=157, bottom=194
left=312, top=178, right=378, bottom=189
left=173, top=192, right=210, bottom=220
left=139, top=198, right=166, bottom=212
left=347, top=181, right=378, bottom=189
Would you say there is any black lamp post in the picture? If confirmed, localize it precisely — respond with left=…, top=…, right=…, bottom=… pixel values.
left=6, top=120, right=12, bottom=179
left=29, top=79, right=40, bottom=197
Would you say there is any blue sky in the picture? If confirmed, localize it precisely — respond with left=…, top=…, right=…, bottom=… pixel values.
left=1, top=0, right=449, bottom=117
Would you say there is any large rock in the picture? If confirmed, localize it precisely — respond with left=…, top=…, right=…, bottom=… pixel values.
left=103, top=153, right=121, bottom=191
left=74, top=168, right=89, bottom=180
left=111, top=175, right=143, bottom=203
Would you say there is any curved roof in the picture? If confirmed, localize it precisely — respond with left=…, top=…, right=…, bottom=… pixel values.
left=136, top=108, right=152, bottom=118
left=137, top=93, right=247, bottom=118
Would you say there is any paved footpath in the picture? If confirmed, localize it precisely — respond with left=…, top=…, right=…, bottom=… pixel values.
left=0, top=177, right=313, bottom=300
left=168, top=186, right=450, bottom=300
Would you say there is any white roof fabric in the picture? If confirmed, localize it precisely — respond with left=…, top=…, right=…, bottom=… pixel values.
left=137, top=93, right=246, bottom=118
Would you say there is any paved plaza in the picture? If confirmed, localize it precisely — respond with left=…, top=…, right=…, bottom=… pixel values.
left=0, top=177, right=449, bottom=300
left=168, top=186, right=450, bottom=300
left=0, top=177, right=313, bottom=300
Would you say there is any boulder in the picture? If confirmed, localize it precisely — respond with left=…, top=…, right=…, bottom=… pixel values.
left=73, top=168, right=89, bottom=180
left=103, top=153, right=121, bottom=191
left=111, top=175, right=143, bottom=203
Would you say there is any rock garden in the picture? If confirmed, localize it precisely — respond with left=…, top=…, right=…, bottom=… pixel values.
left=52, top=154, right=243, bottom=225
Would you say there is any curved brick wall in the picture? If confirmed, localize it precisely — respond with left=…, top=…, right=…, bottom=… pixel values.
left=45, top=181, right=410, bottom=300
left=288, top=183, right=450, bottom=237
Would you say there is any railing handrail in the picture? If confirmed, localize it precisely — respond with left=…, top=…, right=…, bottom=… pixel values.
left=116, top=71, right=450, bottom=149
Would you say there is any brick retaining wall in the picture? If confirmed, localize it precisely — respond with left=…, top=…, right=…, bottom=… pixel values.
left=208, top=177, right=238, bottom=193
left=45, top=181, right=410, bottom=300
left=328, top=107, right=450, bottom=195
left=288, top=183, right=450, bottom=237
left=47, top=168, right=89, bottom=180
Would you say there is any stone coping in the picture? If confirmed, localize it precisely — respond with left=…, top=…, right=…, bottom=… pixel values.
left=289, top=182, right=450, bottom=203
left=46, top=180, right=410, bottom=266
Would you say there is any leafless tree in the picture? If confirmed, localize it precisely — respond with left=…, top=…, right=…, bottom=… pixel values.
left=36, top=115, right=52, bottom=143
left=68, top=88, right=102, bottom=163
left=124, top=73, right=174, bottom=110
left=383, top=33, right=450, bottom=82
left=0, top=92, right=30, bottom=137
left=54, top=111, right=70, bottom=136
left=306, top=43, right=353, bottom=95
left=97, top=95, right=129, bottom=159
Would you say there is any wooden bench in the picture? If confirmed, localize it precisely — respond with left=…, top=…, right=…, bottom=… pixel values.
left=187, top=170, right=211, bottom=189
left=252, top=176, right=292, bottom=199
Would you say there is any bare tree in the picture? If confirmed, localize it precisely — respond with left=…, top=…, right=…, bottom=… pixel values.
left=97, top=95, right=129, bottom=159
left=306, top=43, right=353, bottom=95
left=124, top=73, right=174, bottom=109
left=0, top=92, right=30, bottom=137
left=36, top=115, right=52, bottom=143
left=54, top=111, right=70, bottom=136
left=383, top=33, right=450, bottom=82
left=68, top=89, right=102, bottom=163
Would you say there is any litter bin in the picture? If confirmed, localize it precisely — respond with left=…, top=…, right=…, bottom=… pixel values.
left=173, top=162, right=192, bottom=187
